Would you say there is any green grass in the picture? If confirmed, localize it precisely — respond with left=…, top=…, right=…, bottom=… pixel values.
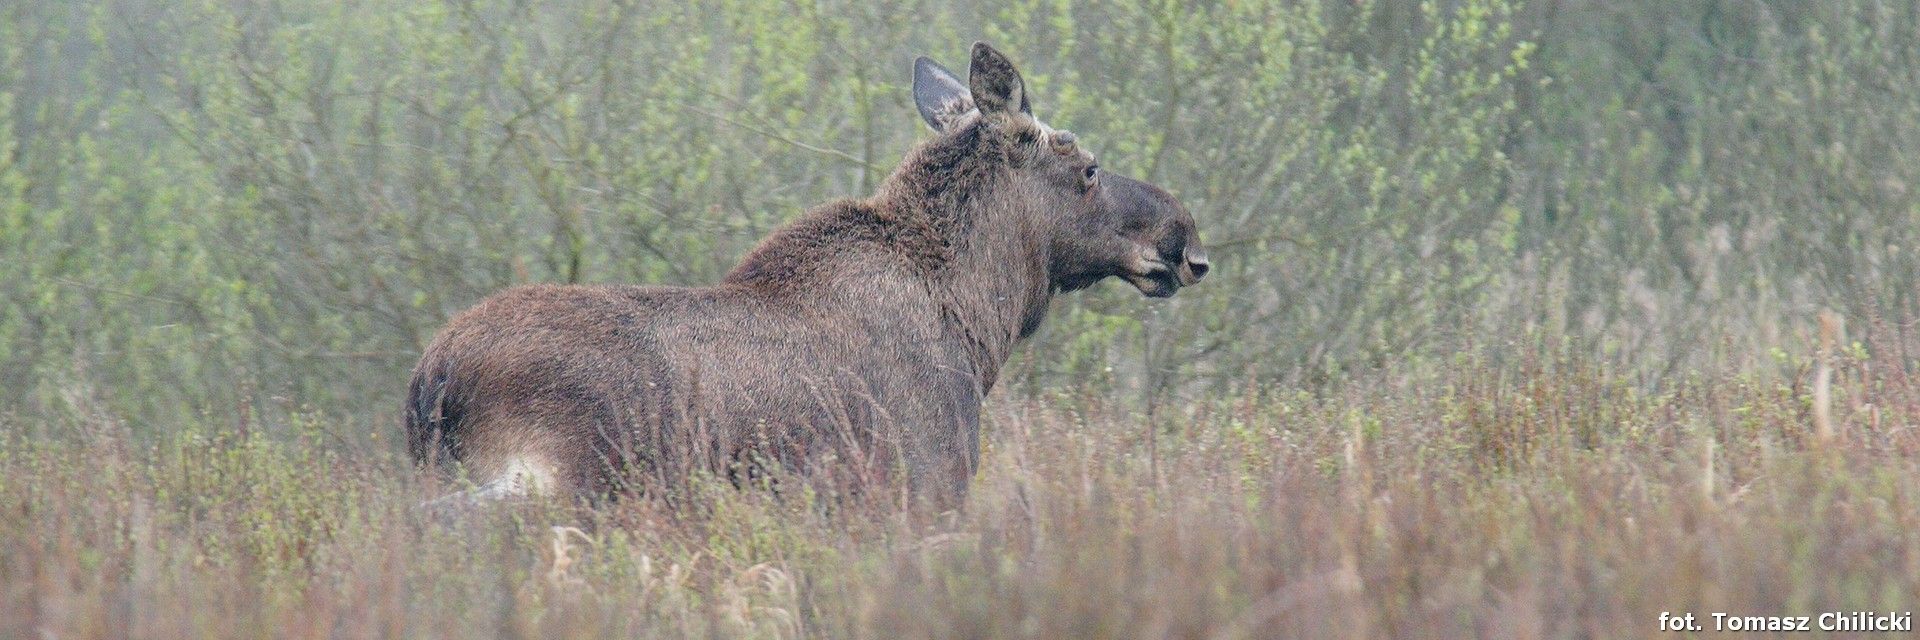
left=5, top=345, right=1917, bottom=639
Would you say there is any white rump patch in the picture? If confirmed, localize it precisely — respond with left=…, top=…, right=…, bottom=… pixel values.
left=421, top=456, right=558, bottom=516
left=475, top=456, right=556, bottom=499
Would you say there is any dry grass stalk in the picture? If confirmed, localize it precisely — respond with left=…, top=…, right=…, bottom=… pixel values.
left=721, top=563, right=804, bottom=639
left=1699, top=427, right=1716, bottom=505
left=1813, top=309, right=1844, bottom=444
left=546, top=526, right=595, bottom=590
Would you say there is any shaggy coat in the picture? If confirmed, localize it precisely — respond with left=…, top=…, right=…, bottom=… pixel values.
left=405, top=43, right=1207, bottom=509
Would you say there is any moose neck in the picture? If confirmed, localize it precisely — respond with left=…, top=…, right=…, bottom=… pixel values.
left=872, top=128, right=1055, bottom=392
left=938, top=188, right=1054, bottom=391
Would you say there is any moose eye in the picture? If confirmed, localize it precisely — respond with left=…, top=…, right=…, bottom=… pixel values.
left=1083, top=165, right=1099, bottom=183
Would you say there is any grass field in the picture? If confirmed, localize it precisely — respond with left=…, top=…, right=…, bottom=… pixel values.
left=9, top=1, right=1920, bottom=637
left=6, top=338, right=1917, bottom=639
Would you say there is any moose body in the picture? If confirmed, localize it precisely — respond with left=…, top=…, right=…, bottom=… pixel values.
left=405, top=44, right=1207, bottom=509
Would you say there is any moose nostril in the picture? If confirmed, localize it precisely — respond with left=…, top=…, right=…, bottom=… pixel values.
left=1188, top=257, right=1210, bottom=280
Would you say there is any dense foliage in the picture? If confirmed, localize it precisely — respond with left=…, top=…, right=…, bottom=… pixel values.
left=8, top=1, right=1918, bottom=437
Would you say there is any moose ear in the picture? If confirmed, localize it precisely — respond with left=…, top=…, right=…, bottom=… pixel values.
left=913, top=56, right=974, bottom=131
left=967, top=42, right=1030, bottom=117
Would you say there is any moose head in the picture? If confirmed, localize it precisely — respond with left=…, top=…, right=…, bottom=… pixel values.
left=912, top=43, right=1208, bottom=298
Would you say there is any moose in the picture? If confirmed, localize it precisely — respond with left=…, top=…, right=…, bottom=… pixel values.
left=405, top=43, right=1207, bottom=511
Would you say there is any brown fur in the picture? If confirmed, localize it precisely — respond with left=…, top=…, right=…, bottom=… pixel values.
left=404, top=43, right=1208, bottom=509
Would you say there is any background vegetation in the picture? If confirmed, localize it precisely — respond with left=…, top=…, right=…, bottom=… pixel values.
left=5, top=0, right=1920, bottom=637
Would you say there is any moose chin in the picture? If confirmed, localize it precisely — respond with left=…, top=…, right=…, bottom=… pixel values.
left=405, top=43, right=1207, bottom=513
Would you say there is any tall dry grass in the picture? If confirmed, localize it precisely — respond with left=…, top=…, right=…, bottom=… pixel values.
left=5, top=328, right=1920, bottom=639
